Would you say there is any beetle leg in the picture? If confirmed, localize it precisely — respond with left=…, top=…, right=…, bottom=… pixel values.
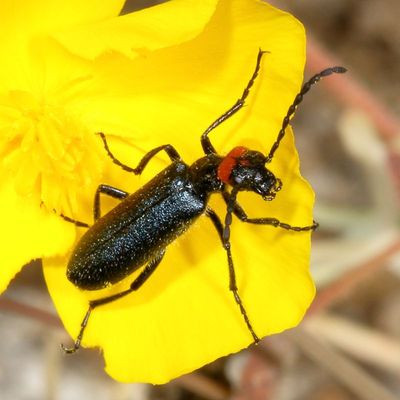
left=205, top=206, right=260, bottom=344
left=60, top=214, right=90, bottom=228
left=201, top=49, right=267, bottom=155
left=90, top=249, right=165, bottom=307
left=98, top=132, right=181, bottom=174
left=58, top=184, right=128, bottom=226
left=241, top=217, right=318, bottom=232
left=93, top=184, right=129, bottom=221
left=222, top=191, right=318, bottom=232
left=61, top=307, right=92, bottom=354
left=61, top=250, right=166, bottom=354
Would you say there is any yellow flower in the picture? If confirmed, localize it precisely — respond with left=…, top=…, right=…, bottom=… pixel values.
left=0, top=0, right=315, bottom=384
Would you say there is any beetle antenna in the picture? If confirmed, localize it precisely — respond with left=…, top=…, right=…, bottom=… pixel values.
left=265, top=66, right=347, bottom=163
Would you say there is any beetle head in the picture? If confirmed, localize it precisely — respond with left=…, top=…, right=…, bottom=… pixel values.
left=218, top=146, right=282, bottom=200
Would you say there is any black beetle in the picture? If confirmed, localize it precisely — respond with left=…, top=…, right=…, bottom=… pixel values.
left=61, top=50, right=346, bottom=353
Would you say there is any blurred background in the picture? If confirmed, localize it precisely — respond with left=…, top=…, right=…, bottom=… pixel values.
left=1, top=1, right=399, bottom=399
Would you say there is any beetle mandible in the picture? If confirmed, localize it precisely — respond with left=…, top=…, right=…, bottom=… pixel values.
left=61, top=50, right=346, bottom=353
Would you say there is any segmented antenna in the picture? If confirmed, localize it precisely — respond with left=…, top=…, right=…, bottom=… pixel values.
left=265, top=66, right=347, bottom=163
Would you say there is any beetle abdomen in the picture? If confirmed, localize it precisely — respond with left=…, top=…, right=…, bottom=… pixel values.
left=67, top=162, right=206, bottom=290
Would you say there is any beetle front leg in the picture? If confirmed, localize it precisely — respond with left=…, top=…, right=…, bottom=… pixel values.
left=222, top=191, right=318, bottom=232
left=200, top=49, right=267, bottom=155
left=61, top=250, right=166, bottom=354
left=205, top=206, right=260, bottom=344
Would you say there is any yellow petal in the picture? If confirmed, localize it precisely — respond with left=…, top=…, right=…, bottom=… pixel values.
left=43, top=0, right=314, bottom=384
left=43, top=128, right=314, bottom=383
left=0, top=0, right=124, bottom=41
left=0, top=0, right=124, bottom=92
left=73, top=0, right=305, bottom=163
left=0, top=179, right=76, bottom=294
left=52, top=0, right=219, bottom=59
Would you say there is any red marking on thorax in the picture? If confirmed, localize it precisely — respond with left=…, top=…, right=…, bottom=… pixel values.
left=217, top=146, right=248, bottom=184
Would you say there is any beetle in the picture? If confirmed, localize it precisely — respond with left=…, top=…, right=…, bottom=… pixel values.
left=61, top=50, right=346, bottom=353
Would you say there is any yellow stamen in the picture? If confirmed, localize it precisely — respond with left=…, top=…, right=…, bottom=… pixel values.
left=0, top=90, right=103, bottom=215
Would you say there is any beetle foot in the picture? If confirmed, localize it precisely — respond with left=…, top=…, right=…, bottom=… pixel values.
left=60, top=341, right=80, bottom=354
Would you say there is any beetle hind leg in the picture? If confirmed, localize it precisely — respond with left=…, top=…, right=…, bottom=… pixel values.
left=61, top=307, right=92, bottom=354
left=61, top=250, right=166, bottom=354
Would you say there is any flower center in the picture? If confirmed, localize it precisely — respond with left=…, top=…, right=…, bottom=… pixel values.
left=0, top=90, right=103, bottom=215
